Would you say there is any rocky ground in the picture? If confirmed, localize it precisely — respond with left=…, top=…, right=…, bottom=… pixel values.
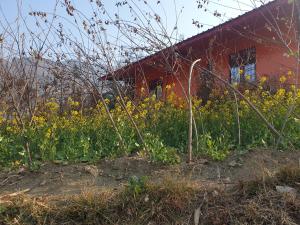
left=1, top=149, right=299, bottom=197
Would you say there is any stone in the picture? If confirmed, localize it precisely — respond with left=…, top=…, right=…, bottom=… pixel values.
left=228, top=160, right=242, bottom=167
left=83, top=165, right=99, bottom=177
left=276, top=185, right=297, bottom=197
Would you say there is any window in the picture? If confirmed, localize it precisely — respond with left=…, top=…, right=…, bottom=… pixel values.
left=149, top=80, right=162, bottom=99
left=229, top=47, right=256, bottom=83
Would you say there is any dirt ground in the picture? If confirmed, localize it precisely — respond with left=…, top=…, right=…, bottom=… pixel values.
left=0, top=149, right=300, bottom=197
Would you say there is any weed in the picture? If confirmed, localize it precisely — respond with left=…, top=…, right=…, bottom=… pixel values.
left=127, top=176, right=148, bottom=197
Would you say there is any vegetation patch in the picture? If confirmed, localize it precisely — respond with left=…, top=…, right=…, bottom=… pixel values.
left=0, top=81, right=299, bottom=168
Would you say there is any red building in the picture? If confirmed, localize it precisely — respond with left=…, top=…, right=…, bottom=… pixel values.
left=110, top=0, right=299, bottom=101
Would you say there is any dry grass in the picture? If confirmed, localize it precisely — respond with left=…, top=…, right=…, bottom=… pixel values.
left=0, top=167, right=299, bottom=225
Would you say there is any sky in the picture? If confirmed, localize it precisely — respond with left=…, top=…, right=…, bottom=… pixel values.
left=0, top=0, right=272, bottom=60
left=0, top=0, right=273, bottom=37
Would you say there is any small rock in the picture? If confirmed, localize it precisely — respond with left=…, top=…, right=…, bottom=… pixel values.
left=83, top=165, right=99, bottom=177
left=144, top=194, right=149, bottom=202
left=115, top=175, right=124, bottom=181
left=199, top=159, right=209, bottom=164
left=228, top=160, right=242, bottom=167
left=62, top=161, right=69, bottom=166
left=40, top=180, right=47, bottom=186
left=276, top=186, right=297, bottom=197
left=212, top=190, right=219, bottom=197
left=223, top=177, right=231, bottom=183
left=17, top=167, right=26, bottom=174
left=53, top=160, right=63, bottom=165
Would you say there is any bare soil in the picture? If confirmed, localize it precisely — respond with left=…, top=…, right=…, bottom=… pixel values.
left=1, top=149, right=300, bottom=197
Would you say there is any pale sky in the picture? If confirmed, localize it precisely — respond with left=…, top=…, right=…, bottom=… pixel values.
left=0, top=0, right=273, bottom=61
left=0, top=0, right=273, bottom=37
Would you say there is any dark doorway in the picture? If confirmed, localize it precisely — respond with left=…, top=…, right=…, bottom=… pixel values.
left=197, top=62, right=214, bottom=104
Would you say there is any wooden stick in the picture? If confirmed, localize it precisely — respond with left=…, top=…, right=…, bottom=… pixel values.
left=0, top=188, right=31, bottom=200
left=188, top=59, right=201, bottom=163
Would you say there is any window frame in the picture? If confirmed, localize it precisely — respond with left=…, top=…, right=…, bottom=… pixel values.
left=229, top=47, right=256, bottom=84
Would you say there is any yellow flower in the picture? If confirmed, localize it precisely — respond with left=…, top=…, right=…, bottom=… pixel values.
left=245, top=74, right=251, bottom=81
left=279, top=76, right=287, bottom=83
left=71, top=110, right=79, bottom=116
left=68, top=97, right=80, bottom=107
left=126, top=101, right=132, bottom=107
left=165, top=84, right=172, bottom=90
left=151, top=94, right=156, bottom=101
left=32, top=115, right=46, bottom=126
left=260, top=76, right=267, bottom=83
left=0, top=112, right=4, bottom=124
left=291, top=85, right=296, bottom=91
left=277, top=88, right=285, bottom=96
left=14, top=160, right=21, bottom=166
left=6, top=126, right=13, bottom=132
left=140, top=110, right=147, bottom=118
left=154, top=101, right=163, bottom=110
left=45, top=101, right=59, bottom=112
left=240, top=100, right=247, bottom=106
left=239, top=69, right=244, bottom=75
left=45, top=128, right=52, bottom=139
left=287, top=70, right=293, bottom=76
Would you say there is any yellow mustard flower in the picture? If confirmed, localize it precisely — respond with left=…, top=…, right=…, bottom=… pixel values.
left=279, top=76, right=287, bottom=83
left=71, top=110, right=79, bottom=117
left=45, top=101, right=59, bottom=112
left=32, top=115, right=46, bottom=127
left=165, top=84, right=172, bottom=90
left=287, top=70, right=293, bottom=76
left=260, top=76, right=267, bottom=83
left=45, top=128, right=52, bottom=139
left=291, top=85, right=296, bottom=91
